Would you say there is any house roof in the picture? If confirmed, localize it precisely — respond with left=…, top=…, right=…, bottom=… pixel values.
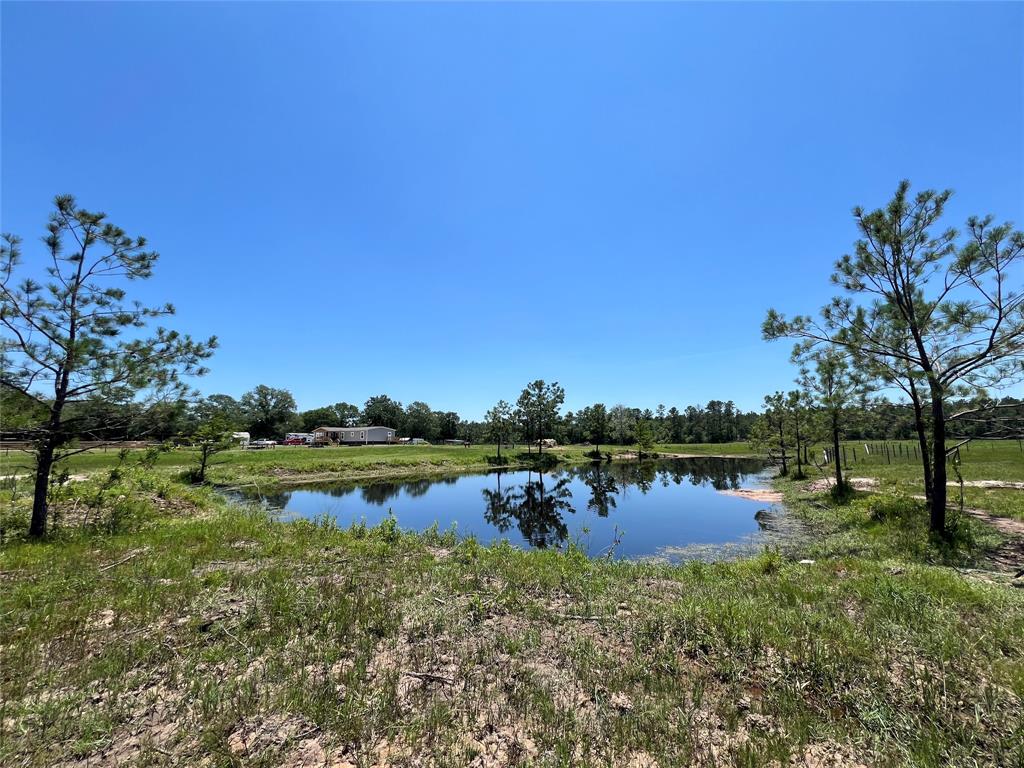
left=312, top=425, right=394, bottom=432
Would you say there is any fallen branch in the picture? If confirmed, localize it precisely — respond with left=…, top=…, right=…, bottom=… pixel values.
left=222, top=623, right=250, bottom=655
left=403, top=670, right=455, bottom=685
left=99, top=547, right=150, bottom=572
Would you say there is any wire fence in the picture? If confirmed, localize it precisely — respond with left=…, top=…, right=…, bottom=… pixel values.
left=0, top=440, right=160, bottom=456
left=817, top=438, right=1023, bottom=468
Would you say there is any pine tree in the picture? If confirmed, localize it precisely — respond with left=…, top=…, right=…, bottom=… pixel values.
left=0, top=196, right=215, bottom=537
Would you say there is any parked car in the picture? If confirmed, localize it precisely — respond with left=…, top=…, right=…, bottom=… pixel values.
left=248, top=439, right=277, bottom=449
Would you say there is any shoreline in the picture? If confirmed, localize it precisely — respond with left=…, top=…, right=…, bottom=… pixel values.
left=212, top=449, right=764, bottom=490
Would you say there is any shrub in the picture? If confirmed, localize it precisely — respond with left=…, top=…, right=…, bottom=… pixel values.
left=866, top=492, right=921, bottom=523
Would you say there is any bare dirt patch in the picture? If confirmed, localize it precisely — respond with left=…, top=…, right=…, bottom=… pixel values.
left=192, top=558, right=263, bottom=577
left=804, top=477, right=879, bottom=493
left=718, top=488, right=784, bottom=503
left=960, top=507, right=1024, bottom=572
left=227, top=713, right=316, bottom=758
left=951, top=480, right=1024, bottom=490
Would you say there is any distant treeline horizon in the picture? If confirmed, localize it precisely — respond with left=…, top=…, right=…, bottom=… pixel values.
left=4, top=383, right=1019, bottom=447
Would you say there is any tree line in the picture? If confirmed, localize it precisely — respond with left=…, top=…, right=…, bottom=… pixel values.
left=9, top=375, right=1006, bottom=451
left=3, top=383, right=762, bottom=448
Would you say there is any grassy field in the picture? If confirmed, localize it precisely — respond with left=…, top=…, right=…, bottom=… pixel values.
left=810, top=439, right=1024, bottom=521
left=2, top=440, right=1022, bottom=766
left=0, top=441, right=760, bottom=488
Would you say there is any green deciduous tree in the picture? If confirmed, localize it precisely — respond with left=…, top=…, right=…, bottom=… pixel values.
left=240, top=385, right=298, bottom=438
left=362, top=394, right=404, bottom=430
left=333, top=402, right=361, bottom=427
left=404, top=401, right=439, bottom=441
left=193, top=394, right=245, bottom=430
left=437, top=411, right=461, bottom=441
left=299, top=405, right=340, bottom=433
left=0, top=196, right=215, bottom=537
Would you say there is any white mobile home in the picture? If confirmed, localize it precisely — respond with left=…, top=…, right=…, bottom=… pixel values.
left=311, top=425, right=396, bottom=445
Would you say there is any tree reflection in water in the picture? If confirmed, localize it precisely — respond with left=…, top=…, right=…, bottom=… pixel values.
left=483, top=470, right=575, bottom=549
left=583, top=464, right=619, bottom=518
left=260, top=490, right=293, bottom=510
left=592, top=456, right=763, bottom=492
left=361, top=482, right=402, bottom=505
left=480, top=471, right=512, bottom=534
left=480, top=458, right=767, bottom=548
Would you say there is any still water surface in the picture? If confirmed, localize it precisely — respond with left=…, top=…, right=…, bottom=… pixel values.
left=244, top=457, right=783, bottom=561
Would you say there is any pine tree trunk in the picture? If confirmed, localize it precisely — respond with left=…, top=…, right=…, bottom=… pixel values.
left=910, top=395, right=932, bottom=504
left=777, top=422, right=788, bottom=476
left=831, top=412, right=843, bottom=489
left=929, top=390, right=948, bottom=536
left=794, top=422, right=803, bottom=478
left=30, top=442, right=55, bottom=538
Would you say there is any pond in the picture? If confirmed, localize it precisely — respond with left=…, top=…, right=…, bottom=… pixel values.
left=241, top=457, right=791, bottom=562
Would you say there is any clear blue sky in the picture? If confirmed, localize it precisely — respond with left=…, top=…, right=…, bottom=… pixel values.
left=3, top=2, right=1022, bottom=418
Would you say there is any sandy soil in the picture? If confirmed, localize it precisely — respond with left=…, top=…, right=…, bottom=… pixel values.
left=950, top=480, right=1024, bottom=490
left=717, top=488, right=784, bottom=503
left=804, top=477, right=880, bottom=493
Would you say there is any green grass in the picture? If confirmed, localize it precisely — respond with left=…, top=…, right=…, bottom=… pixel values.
left=0, top=441, right=759, bottom=489
left=2, top=478, right=1022, bottom=767
left=830, top=439, right=1024, bottom=481
left=775, top=482, right=1004, bottom=566
left=815, top=439, right=1024, bottom=520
